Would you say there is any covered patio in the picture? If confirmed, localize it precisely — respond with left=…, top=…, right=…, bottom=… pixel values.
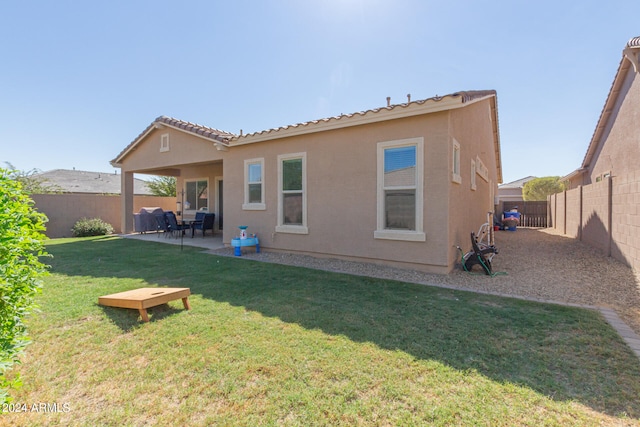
left=111, top=116, right=234, bottom=237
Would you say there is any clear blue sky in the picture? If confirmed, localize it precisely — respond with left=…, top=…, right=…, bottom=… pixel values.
left=1, top=0, right=637, bottom=184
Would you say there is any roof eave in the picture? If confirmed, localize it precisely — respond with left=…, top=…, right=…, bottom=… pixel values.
left=581, top=57, right=630, bottom=169
left=489, top=95, right=503, bottom=184
left=561, top=168, right=586, bottom=182
left=111, top=116, right=233, bottom=166
left=581, top=38, right=639, bottom=170
left=230, top=91, right=497, bottom=146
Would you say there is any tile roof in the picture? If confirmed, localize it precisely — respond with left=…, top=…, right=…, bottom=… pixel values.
left=498, top=176, right=537, bottom=189
left=111, top=90, right=501, bottom=183
left=111, top=116, right=236, bottom=165
left=154, top=116, right=236, bottom=142
left=231, top=90, right=497, bottom=142
left=34, top=169, right=152, bottom=195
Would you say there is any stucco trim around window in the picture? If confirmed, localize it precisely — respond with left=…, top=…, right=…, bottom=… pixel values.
left=243, top=158, right=266, bottom=210
left=471, top=159, right=477, bottom=191
left=160, top=134, right=170, bottom=152
left=452, top=138, right=461, bottom=184
left=374, top=137, right=426, bottom=242
left=276, top=152, right=308, bottom=234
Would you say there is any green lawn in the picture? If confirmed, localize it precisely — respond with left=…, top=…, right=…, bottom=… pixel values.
left=3, top=236, right=640, bottom=426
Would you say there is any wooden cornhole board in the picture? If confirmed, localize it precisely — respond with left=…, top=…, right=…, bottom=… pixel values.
left=99, top=287, right=191, bottom=322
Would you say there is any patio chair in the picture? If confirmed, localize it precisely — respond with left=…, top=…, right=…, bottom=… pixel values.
left=155, top=213, right=169, bottom=237
left=165, top=211, right=189, bottom=238
left=192, top=212, right=215, bottom=237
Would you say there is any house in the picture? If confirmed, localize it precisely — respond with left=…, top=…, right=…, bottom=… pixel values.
left=563, top=36, right=640, bottom=189
left=111, top=90, right=502, bottom=274
left=34, top=169, right=152, bottom=195
left=551, top=36, right=640, bottom=270
left=497, top=176, right=537, bottom=204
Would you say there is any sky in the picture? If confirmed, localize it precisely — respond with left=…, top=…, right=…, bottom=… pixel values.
left=1, top=0, right=638, bottom=184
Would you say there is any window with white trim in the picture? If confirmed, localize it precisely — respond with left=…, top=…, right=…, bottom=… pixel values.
left=276, top=153, right=307, bottom=234
left=160, top=134, right=170, bottom=152
left=375, top=138, right=425, bottom=241
left=185, top=179, right=208, bottom=212
left=243, top=158, right=265, bottom=210
left=452, top=139, right=461, bottom=184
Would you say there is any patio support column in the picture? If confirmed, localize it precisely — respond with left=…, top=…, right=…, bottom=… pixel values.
left=121, top=171, right=134, bottom=234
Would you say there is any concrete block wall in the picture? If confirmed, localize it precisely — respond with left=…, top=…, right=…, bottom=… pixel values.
left=554, top=191, right=567, bottom=234
left=611, top=170, right=640, bottom=270
left=581, top=179, right=611, bottom=254
left=32, top=194, right=175, bottom=238
left=550, top=170, right=640, bottom=271
left=565, top=187, right=582, bottom=239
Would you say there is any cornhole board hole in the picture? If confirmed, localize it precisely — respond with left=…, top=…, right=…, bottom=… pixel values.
left=99, top=287, right=191, bottom=322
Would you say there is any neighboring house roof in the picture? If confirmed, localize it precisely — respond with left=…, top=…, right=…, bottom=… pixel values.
left=563, top=36, right=640, bottom=181
left=34, top=169, right=152, bottom=195
left=111, top=116, right=237, bottom=165
left=498, top=176, right=537, bottom=189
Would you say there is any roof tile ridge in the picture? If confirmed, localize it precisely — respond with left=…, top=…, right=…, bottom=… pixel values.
left=234, top=90, right=496, bottom=141
left=156, top=115, right=235, bottom=136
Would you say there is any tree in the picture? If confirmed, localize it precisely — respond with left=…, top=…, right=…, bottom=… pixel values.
left=0, top=168, right=49, bottom=404
left=147, top=176, right=176, bottom=197
left=522, top=176, right=566, bottom=201
left=4, top=162, right=61, bottom=194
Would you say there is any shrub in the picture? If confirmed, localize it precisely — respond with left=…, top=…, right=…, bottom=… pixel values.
left=0, top=168, right=49, bottom=404
left=71, top=218, right=114, bottom=237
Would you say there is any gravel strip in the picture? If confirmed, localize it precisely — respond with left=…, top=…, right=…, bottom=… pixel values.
left=210, top=228, right=640, bottom=336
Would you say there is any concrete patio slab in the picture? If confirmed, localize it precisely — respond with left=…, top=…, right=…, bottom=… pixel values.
left=121, top=231, right=225, bottom=251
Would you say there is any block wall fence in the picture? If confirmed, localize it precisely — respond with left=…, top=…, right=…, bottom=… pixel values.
left=32, top=194, right=175, bottom=238
left=549, top=169, right=640, bottom=271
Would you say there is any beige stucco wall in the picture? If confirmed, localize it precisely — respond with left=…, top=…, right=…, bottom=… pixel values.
left=447, top=99, right=500, bottom=266
left=119, top=126, right=226, bottom=174
left=113, top=97, right=500, bottom=274
left=32, top=194, right=175, bottom=238
left=223, top=99, right=499, bottom=273
left=222, top=113, right=451, bottom=272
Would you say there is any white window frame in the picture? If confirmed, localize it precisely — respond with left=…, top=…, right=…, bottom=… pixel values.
left=160, top=133, right=170, bottom=152
left=471, top=159, right=477, bottom=191
left=276, top=152, right=308, bottom=234
left=243, top=158, right=266, bottom=210
left=452, top=139, right=461, bottom=184
left=184, top=178, right=209, bottom=213
left=375, top=137, right=425, bottom=242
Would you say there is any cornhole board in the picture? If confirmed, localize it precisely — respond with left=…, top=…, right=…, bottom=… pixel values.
left=99, top=287, right=191, bottom=322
